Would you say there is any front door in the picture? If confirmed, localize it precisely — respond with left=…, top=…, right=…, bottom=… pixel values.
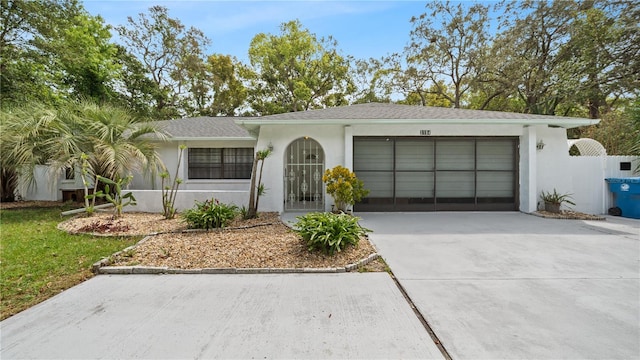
left=284, top=137, right=325, bottom=211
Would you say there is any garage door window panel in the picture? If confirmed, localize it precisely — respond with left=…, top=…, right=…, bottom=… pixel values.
left=477, top=140, right=514, bottom=171
left=396, top=172, right=435, bottom=199
left=477, top=172, right=514, bottom=203
left=355, top=138, right=394, bottom=207
left=435, top=171, right=475, bottom=203
left=354, top=139, right=393, bottom=171
left=358, top=171, right=393, bottom=198
left=396, top=140, right=434, bottom=171
left=436, top=141, right=474, bottom=171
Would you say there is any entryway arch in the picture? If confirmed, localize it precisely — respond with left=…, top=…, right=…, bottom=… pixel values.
left=284, top=137, right=325, bottom=211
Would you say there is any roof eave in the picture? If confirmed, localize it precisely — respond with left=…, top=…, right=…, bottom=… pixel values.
left=235, top=118, right=600, bottom=129
left=165, top=136, right=257, bottom=141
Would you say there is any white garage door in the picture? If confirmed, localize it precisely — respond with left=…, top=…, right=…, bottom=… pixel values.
left=354, top=137, right=518, bottom=211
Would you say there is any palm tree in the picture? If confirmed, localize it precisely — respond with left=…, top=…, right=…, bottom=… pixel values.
left=1, top=100, right=166, bottom=205
left=1, top=102, right=76, bottom=198
left=77, top=101, right=165, bottom=183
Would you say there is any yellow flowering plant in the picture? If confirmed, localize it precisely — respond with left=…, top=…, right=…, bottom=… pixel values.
left=322, top=165, right=369, bottom=212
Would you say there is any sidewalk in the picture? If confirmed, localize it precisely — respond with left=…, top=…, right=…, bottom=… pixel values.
left=1, top=273, right=444, bottom=359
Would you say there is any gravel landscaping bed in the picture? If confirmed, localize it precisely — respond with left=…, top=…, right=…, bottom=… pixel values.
left=58, top=212, right=383, bottom=272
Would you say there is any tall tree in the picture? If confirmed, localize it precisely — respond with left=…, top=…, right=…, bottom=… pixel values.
left=350, top=57, right=392, bottom=104
left=112, top=44, right=160, bottom=119
left=41, top=10, right=120, bottom=102
left=405, top=0, right=490, bottom=108
left=383, top=53, right=433, bottom=106
left=0, top=0, right=118, bottom=106
left=246, top=20, right=353, bottom=115
left=485, top=0, right=577, bottom=115
left=177, top=54, right=248, bottom=117
left=397, top=82, right=454, bottom=107
left=579, top=100, right=640, bottom=155
left=116, top=6, right=210, bottom=119
left=562, top=1, right=640, bottom=119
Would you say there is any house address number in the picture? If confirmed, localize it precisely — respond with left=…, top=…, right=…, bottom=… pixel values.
left=420, top=129, right=431, bottom=136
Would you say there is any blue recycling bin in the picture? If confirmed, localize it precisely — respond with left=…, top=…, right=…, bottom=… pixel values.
left=605, top=177, right=640, bottom=219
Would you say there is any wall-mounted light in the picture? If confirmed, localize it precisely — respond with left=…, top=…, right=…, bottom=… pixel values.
left=268, top=142, right=274, bottom=152
left=536, top=140, right=545, bottom=150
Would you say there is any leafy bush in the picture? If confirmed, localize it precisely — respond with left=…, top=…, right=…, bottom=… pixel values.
left=182, top=199, right=238, bottom=229
left=322, top=166, right=369, bottom=212
left=294, top=212, right=371, bottom=255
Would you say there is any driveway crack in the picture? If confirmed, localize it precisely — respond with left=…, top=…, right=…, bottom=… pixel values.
left=389, top=270, right=453, bottom=360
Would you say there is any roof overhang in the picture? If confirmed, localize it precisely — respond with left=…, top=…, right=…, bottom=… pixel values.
left=235, top=118, right=599, bottom=130
left=166, top=136, right=256, bottom=141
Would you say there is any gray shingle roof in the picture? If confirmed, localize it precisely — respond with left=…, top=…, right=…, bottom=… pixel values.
left=154, top=117, right=253, bottom=139
left=154, top=103, right=598, bottom=139
left=235, top=103, right=598, bottom=129
left=252, top=102, right=587, bottom=121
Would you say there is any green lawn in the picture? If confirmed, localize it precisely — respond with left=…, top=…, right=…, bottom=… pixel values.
left=0, top=205, right=139, bottom=320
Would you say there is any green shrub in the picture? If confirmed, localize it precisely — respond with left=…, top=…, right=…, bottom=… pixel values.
left=182, top=199, right=238, bottom=229
left=294, top=212, right=371, bottom=255
left=323, top=165, right=369, bottom=212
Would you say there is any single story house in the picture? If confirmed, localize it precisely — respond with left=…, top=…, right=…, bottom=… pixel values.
left=127, top=102, right=601, bottom=214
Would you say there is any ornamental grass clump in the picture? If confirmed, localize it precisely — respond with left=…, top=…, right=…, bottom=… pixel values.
left=322, top=166, right=369, bottom=212
left=182, top=198, right=238, bottom=229
left=540, top=189, right=576, bottom=213
left=294, top=212, right=371, bottom=255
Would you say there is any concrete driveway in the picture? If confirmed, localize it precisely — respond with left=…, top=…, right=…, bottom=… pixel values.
left=1, top=273, right=443, bottom=359
left=360, top=212, right=640, bottom=359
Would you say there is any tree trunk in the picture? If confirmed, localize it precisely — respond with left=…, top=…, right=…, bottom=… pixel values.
left=254, top=158, right=265, bottom=214
left=246, top=156, right=259, bottom=219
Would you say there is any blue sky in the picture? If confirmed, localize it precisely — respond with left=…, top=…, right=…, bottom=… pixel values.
left=82, top=0, right=431, bottom=62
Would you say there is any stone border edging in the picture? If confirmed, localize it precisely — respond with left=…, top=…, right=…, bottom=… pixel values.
left=93, top=250, right=380, bottom=275
left=91, top=213, right=381, bottom=275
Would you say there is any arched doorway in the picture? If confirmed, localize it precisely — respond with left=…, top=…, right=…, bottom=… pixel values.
left=284, top=137, right=325, bottom=211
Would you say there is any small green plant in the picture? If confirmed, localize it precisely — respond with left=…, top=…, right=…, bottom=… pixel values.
left=160, top=145, right=186, bottom=219
left=322, top=166, right=369, bottom=212
left=88, top=175, right=136, bottom=218
left=540, top=189, right=576, bottom=213
left=182, top=198, right=238, bottom=229
left=294, top=212, right=371, bottom=255
left=239, top=205, right=249, bottom=219
left=120, top=248, right=136, bottom=258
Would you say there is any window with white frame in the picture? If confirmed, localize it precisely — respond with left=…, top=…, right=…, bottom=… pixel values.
left=188, top=148, right=253, bottom=179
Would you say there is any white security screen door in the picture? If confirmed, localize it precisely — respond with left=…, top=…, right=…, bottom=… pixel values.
left=284, top=137, right=325, bottom=211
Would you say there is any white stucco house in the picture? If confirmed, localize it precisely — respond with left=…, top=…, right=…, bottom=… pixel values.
left=26, top=102, right=631, bottom=214
left=124, top=102, right=604, bottom=214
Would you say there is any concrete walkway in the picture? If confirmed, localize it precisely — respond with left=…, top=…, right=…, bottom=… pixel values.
left=1, top=273, right=444, bottom=359
left=360, top=212, right=640, bottom=359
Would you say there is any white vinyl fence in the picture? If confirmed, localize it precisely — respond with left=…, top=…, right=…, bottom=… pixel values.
left=604, top=156, right=639, bottom=211
left=569, top=155, right=638, bottom=214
